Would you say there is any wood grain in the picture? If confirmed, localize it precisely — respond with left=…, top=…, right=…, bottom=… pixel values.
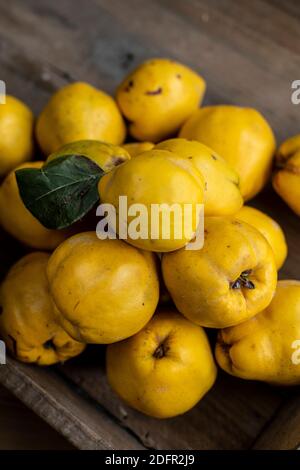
left=0, top=0, right=299, bottom=450
left=0, top=358, right=144, bottom=450
left=60, top=348, right=283, bottom=450
left=253, top=392, right=300, bottom=450
left=0, top=384, right=73, bottom=449
left=0, top=0, right=299, bottom=139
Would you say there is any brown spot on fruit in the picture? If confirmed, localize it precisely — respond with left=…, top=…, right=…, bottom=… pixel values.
left=124, top=79, right=134, bottom=92
left=112, top=156, right=126, bottom=166
left=145, top=87, right=163, bottom=96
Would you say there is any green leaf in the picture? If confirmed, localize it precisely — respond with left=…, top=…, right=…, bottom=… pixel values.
left=16, top=155, right=103, bottom=230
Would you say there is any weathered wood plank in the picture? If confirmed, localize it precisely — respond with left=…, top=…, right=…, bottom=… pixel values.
left=61, top=350, right=283, bottom=450
left=0, top=384, right=73, bottom=449
left=0, top=0, right=299, bottom=140
left=94, top=0, right=300, bottom=140
left=253, top=393, right=300, bottom=450
left=0, top=358, right=144, bottom=450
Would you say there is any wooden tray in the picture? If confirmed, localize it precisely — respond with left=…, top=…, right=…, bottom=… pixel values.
left=0, top=0, right=300, bottom=450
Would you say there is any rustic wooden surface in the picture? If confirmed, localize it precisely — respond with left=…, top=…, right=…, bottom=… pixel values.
left=0, top=384, right=73, bottom=449
left=61, top=351, right=284, bottom=450
left=0, top=0, right=299, bottom=450
left=1, top=357, right=144, bottom=450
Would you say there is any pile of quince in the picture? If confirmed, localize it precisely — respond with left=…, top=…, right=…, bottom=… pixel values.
left=0, top=58, right=300, bottom=419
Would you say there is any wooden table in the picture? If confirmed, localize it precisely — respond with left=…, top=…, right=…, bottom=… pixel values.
left=0, top=0, right=300, bottom=450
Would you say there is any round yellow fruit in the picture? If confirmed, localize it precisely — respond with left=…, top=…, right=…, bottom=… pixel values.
left=0, top=161, right=71, bottom=250
left=236, top=205, right=287, bottom=269
left=122, top=142, right=154, bottom=158
left=162, top=217, right=277, bottom=328
left=273, top=135, right=300, bottom=216
left=46, top=139, right=131, bottom=171
left=107, top=309, right=217, bottom=418
left=0, top=95, right=34, bottom=177
left=179, top=105, right=276, bottom=200
left=36, top=82, right=126, bottom=156
left=117, top=58, right=206, bottom=142
left=216, top=280, right=300, bottom=385
left=156, top=138, right=243, bottom=216
left=0, top=252, right=85, bottom=365
left=47, top=232, right=159, bottom=343
left=98, top=149, right=205, bottom=252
